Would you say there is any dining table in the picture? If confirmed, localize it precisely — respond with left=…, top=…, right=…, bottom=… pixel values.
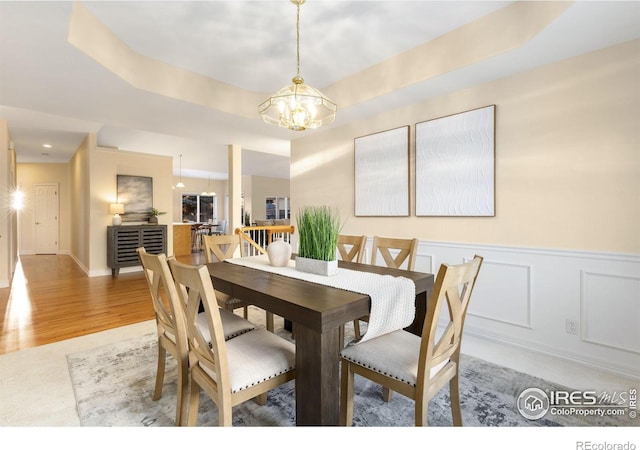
left=206, top=258, right=434, bottom=426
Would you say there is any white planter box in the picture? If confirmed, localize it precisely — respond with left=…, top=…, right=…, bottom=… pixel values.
left=295, top=256, right=338, bottom=277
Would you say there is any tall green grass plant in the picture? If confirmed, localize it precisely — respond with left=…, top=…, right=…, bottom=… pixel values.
left=297, top=206, right=340, bottom=261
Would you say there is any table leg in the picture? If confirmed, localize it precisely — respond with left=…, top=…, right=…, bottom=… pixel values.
left=293, top=324, right=341, bottom=426
left=405, top=290, right=429, bottom=336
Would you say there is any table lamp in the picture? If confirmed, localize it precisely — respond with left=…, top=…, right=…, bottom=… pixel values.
left=109, top=203, right=125, bottom=226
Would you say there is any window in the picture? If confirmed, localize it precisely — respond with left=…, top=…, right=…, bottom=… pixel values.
left=266, top=196, right=290, bottom=220
left=182, top=194, right=216, bottom=223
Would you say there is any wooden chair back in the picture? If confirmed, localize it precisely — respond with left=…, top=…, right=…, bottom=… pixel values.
left=204, top=231, right=275, bottom=331
left=371, top=236, right=418, bottom=270
left=137, top=248, right=186, bottom=352
left=337, top=234, right=367, bottom=263
left=418, top=256, right=483, bottom=401
left=137, top=247, right=188, bottom=425
left=169, top=260, right=230, bottom=407
left=202, top=234, right=245, bottom=263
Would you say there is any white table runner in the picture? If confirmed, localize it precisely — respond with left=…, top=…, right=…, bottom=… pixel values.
left=225, top=255, right=415, bottom=344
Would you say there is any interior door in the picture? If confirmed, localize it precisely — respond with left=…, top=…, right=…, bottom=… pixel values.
left=34, top=183, right=59, bottom=254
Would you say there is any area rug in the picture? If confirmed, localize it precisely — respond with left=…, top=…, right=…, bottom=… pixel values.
left=67, top=327, right=636, bottom=427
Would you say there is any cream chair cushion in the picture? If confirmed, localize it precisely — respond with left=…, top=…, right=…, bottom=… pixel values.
left=199, top=308, right=256, bottom=341
left=166, top=309, right=255, bottom=344
left=340, top=330, right=448, bottom=386
left=200, top=328, right=295, bottom=393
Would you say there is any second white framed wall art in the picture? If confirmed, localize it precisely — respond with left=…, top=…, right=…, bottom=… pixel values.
left=415, top=105, right=496, bottom=217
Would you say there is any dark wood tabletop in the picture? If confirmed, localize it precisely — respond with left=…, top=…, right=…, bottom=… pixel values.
left=207, top=259, right=434, bottom=426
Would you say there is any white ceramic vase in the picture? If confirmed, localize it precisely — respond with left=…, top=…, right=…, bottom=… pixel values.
left=267, top=239, right=292, bottom=267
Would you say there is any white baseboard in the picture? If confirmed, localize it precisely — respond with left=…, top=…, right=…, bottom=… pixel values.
left=88, top=266, right=143, bottom=278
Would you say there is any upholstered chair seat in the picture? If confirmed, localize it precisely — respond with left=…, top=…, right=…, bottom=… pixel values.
left=340, top=330, right=449, bottom=387
left=199, top=328, right=295, bottom=393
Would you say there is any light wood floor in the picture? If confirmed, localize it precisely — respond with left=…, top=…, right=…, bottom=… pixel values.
left=0, top=253, right=204, bottom=355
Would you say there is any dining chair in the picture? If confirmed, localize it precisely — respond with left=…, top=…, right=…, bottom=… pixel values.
left=340, top=255, right=483, bottom=427
left=336, top=234, right=367, bottom=345
left=212, top=219, right=227, bottom=235
left=352, top=236, right=419, bottom=340
left=168, top=259, right=296, bottom=426
left=191, top=223, right=204, bottom=252
left=202, top=234, right=275, bottom=332
left=337, top=234, right=367, bottom=263
left=137, top=247, right=256, bottom=426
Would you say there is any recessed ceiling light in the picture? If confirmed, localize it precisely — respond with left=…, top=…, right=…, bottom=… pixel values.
left=42, top=144, right=52, bottom=148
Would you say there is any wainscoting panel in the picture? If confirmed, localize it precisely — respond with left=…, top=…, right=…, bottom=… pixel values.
left=468, top=259, right=532, bottom=329
left=581, top=271, right=640, bottom=354
left=362, top=238, right=640, bottom=379
left=414, top=251, right=435, bottom=274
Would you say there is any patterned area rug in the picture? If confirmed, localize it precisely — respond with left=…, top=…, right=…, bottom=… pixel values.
left=67, top=322, right=636, bottom=427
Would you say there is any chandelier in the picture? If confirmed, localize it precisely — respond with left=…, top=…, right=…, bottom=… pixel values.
left=258, top=0, right=337, bottom=131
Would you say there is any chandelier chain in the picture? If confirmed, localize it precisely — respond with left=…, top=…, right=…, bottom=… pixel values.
left=296, top=1, right=301, bottom=78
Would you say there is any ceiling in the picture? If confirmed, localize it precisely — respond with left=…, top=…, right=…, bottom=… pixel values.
left=1, top=1, right=639, bottom=180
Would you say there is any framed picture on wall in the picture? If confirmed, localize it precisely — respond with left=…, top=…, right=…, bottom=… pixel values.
left=117, top=175, right=153, bottom=222
left=415, top=105, right=496, bottom=216
left=354, top=125, right=410, bottom=216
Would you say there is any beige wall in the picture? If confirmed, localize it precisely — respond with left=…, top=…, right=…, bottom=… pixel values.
left=16, top=163, right=71, bottom=255
left=0, top=119, right=18, bottom=287
left=70, top=134, right=91, bottom=270
left=250, top=176, right=290, bottom=222
left=89, top=146, right=173, bottom=275
left=292, top=39, right=640, bottom=254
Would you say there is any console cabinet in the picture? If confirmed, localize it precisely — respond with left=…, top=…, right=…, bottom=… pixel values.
left=107, top=225, right=167, bottom=277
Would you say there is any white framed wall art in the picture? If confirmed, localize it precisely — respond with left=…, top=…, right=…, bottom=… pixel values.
left=415, top=105, right=496, bottom=217
left=354, top=125, right=410, bottom=216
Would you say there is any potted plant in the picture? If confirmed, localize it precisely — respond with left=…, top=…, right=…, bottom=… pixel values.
left=148, top=207, right=166, bottom=224
left=295, top=205, right=340, bottom=276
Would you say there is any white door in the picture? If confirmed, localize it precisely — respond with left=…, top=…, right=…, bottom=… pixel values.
left=34, top=183, right=59, bottom=254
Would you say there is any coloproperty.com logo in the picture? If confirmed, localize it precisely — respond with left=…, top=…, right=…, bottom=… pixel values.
left=517, top=387, right=638, bottom=421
